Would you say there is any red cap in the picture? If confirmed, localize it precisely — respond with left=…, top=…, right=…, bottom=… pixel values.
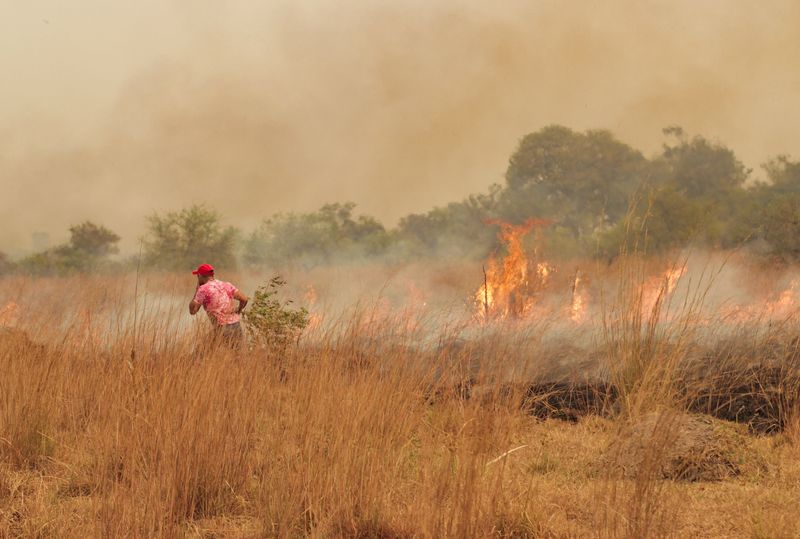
left=192, top=263, right=215, bottom=276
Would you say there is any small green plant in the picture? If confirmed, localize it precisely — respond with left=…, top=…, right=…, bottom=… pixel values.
left=242, top=276, right=310, bottom=349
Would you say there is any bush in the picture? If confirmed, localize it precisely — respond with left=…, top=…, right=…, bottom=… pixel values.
left=242, top=276, right=309, bottom=349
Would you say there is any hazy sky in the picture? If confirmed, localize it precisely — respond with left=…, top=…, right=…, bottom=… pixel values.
left=2, top=0, right=799, bottom=253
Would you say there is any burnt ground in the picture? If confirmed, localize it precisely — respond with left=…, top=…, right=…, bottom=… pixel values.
left=429, top=335, right=800, bottom=433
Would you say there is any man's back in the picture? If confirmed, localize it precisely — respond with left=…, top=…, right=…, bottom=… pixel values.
left=193, top=279, right=241, bottom=326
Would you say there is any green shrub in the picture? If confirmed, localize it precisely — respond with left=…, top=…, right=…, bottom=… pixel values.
left=242, top=276, right=309, bottom=349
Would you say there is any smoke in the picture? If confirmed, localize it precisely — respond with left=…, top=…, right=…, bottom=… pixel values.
left=2, top=0, right=799, bottom=253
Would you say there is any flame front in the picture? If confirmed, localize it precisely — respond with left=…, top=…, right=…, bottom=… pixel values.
left=570, top=271, right=588, bottom=323
left=470, top=244, right=800, bottom=328
left=641, top=266, right=686, bottom=318
left=772, top=279, right=798, bottom=316
left=304, top=285, right=322, bottom=330
left=475, top=218, right=551, bottom=321
left=722, top=278, right=800, bottom=322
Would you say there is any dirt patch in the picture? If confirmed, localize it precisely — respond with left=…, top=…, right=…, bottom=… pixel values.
left=603, top=411, right=761, bottom=482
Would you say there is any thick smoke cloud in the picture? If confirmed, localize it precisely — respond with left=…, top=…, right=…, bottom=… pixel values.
left=1, top=0, right=799, bottom=253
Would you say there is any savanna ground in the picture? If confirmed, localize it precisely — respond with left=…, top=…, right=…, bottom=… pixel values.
left=1, top=254, right=800, bottom=538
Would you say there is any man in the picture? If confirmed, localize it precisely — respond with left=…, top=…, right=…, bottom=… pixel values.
left=189, top=263, right=249, bottom=349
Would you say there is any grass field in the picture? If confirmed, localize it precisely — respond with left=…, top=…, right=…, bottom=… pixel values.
left=1, top=255, right=800, bottom=538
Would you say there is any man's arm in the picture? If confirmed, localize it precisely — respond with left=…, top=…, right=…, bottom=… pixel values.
left=233, top=289, right=249, bottom=314
left=189, top=285, right=203, bottom=315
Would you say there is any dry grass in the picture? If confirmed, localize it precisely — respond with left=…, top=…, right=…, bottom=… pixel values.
left=1, top=267, right=800, bottom=538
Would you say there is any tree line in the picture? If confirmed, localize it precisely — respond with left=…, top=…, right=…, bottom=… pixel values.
left=3, top=124, right=800, bottom=276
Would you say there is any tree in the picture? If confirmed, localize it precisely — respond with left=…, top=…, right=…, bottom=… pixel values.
left=759, top=193, right=800, bottom=261
left=597, top=187, right=708, bottom=258
left=762, top=156, right=800, bottom=194
left=658, top=128, right=752, bottom=248
left=753, top=157, right=800, bottom=261
left=244, top=203, right=389, bottom=268
left=500, top=125, right=650, bottom=240
left=659, top=126, right=750, bottom=200
left=144, top=205, right=238, bottom=271
left=68, top=222, right=120, bottom=258
left=597, top=127, right=753, bottom=253
left=18, top=221, right=121, bottom=275
left=395, top=188, right=500, bottom=259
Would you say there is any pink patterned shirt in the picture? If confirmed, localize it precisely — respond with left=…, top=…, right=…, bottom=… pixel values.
left=193, top=280, right=241, bottom=326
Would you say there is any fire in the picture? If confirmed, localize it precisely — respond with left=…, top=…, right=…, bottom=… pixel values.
left=475, top=218, right=551, bottom=321
left=536, top=262, right=552, bottom=285
left=469, top=242, right=800, bottom=328
left=772, top=280, right=798, bottom=315
left=304, top=285, right=322, bottom=330
left=722, top=278, right=800, bottom=322
left=641, top=266, right=686, bottom=318
left=570, top=271, right=589, bottom=323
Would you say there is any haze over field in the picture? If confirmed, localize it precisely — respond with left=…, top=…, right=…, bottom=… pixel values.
left=2, top=0, right=799, bottom=253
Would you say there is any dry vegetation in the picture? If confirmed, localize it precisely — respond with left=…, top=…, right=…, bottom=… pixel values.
left=1, top=257, right=800, bottom=538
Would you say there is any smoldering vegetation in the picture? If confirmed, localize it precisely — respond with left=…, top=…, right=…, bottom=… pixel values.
left=3, top=248, right=800, bottom=435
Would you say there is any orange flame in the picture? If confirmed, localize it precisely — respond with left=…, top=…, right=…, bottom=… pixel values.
left=475, top=218, right=551, bottom=321
left=722, top=278, right=799, bottom=322
left=641, top=266, right=686, bottom=318
left=304, top=285, right=322, bottom=330
left=771, top=280, right=798, bottom=315
left=570, top=271, right=589, bottom=324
